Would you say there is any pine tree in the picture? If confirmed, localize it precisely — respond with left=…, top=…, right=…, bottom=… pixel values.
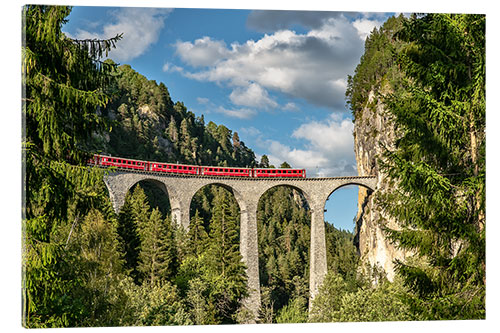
left=70, top=209, right=128, bottom=326
left=206, top=192, right=247, bottom=322
left=187, top=210, right=209, bottom=257
left=137, top=208, right=176, bottom=286
left=260, top=155, right=270, bottom=168
left=379, top=14, right=485, bottom=319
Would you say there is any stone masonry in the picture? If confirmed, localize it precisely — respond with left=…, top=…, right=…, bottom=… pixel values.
left=103, top=170, right=376, bottom=321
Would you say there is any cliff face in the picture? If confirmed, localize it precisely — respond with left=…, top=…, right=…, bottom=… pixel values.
left=353, top=90, right=409, bottom=281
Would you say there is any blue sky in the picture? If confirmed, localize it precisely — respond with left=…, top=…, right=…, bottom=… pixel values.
left=62, top=6, right=394, bottom=231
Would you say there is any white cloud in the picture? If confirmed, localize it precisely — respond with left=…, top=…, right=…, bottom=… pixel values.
left=266, top=140, right=329, bottom=169
left=215, top=106, right=257, bottom=119
left=261, top=113, right=356, bottom=177
left=175, top=14, right=370, bottom=110
left=353, top=18, right=384, bottom=40
left=72, top=7, right=171, bottom=62
left=174, top=37, right=230, bottom=67
left=282, top=102, right=299, bottom=111
left=162, top=62, right=183, bottom=73
left=229, top=83, right=278, bottom=109
left=292, top=115, right=354, bottom=158
left=196, top=97, right=210, bottom=105
left=239, top=126, right=262, bottom=137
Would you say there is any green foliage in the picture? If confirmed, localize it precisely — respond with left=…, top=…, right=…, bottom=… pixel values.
left=346, top=15, right=406, bottom=120
left=187, top=210, right=209, bottom=257
left=257, top=186, right=311, bottom=320
left=309, top=272, right=354, bottom=322
left=23, top=5, right=120, bottom=164
left=22, top=5, right=122, bottom=327
left=124, top=280, right=191, bottom=326
left=334, top=277, right=415, bottom=322
left=275, top=297, right=308, bottom=324
left=310, top=272, right=414, bottom=323
left=324, top=223, right=360, bottom=287
left=136, top=208, right=177, bottom=286
left=377, top=14, right=486, bottom=320
left=67, top=209, right=129, bottom=326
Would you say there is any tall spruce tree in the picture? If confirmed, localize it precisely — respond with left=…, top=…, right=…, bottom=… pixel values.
left=22, top=5, right=121, bottom=327
left=137, top=208, right=176, bottom=286
left=187, top=210, right=209, bottom=257
left=379, top=14, right=485, bottom=319
left=206, top=191, right=247, bottom=323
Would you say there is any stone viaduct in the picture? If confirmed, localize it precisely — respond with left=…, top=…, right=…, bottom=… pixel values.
left=103, top=170, right=376, bottom=321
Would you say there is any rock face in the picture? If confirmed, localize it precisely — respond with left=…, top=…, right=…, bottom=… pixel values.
left=353, top=90, right=410, bottom=281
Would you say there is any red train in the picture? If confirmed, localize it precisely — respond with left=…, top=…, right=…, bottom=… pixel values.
left=89, top=154, right=306, bottom=178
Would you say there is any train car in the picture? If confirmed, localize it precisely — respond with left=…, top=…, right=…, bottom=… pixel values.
left=151, top=162, right=200, bottom=175
left=90, top=153, right=307, bottom=179
left=99, top=155, right=148, bottom=171
left=253, top=168, right=306, bottom=178
left=201, top=166, right=252, bottom=177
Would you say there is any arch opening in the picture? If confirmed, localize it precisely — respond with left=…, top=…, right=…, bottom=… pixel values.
left=256, top=185, right=311, bottom=323
left=189, top=183, right=242, bottom=234
left=322, top=183, right=373, bottom=281
left=116, top=179, right=173, bottom=284
left=129, top=179, right=171, bottom=217
left=184, top=183, right=248, bottom=323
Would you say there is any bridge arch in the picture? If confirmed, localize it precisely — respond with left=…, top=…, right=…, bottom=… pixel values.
left=256, top=183, right=313, bottom=208
left=327, top=180, right=375, bottom=198
left=187, top=181, right=247, bottom=220
left=322, top=181, right=375, bottom=227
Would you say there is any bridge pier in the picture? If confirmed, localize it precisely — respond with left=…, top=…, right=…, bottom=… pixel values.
left=309, top=199, right=328, bottom=311
left=238, top=198, right=261, bottom=322
left=169, top=191, right=193, bottom=230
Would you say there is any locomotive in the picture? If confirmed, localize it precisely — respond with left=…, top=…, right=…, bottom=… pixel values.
left=88, top=154, right=306, bottom=178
